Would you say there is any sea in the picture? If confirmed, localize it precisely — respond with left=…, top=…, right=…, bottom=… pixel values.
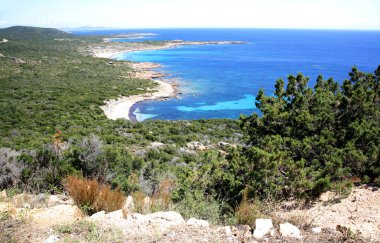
left=72, top=29, right=380, bottom=121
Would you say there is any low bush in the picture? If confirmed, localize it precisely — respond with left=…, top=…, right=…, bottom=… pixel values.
left=64, top=175, right=125, bottom=215
left=173, top=191, right=235, bottom=225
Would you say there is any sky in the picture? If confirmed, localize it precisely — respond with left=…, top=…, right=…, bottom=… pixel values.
left=1, top=0, right=380, bottom=30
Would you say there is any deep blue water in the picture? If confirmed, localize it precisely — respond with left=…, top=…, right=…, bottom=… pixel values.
left=72, top=29, right=380, bottom=121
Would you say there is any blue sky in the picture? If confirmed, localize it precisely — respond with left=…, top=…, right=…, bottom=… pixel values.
left=1, top=0, right=380, bottom=29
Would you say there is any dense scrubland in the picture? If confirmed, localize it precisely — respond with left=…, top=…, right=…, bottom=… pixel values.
left=0, top=26, right=379, bottom=225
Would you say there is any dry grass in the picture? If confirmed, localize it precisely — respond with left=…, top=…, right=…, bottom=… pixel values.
left=269, top=199, right=322, bottom=231
left=151, top=178, right=175, bottom=211
left=131, top=178, right=175, bottom=214
left=272, top=210, right=317, bottom=230
left=235, top=188, right=264, bottom=227
left=131, top=191, right=148, bottom=213
left=64, top=175, right=125, bottom=215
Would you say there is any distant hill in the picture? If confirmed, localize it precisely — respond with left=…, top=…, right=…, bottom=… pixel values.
left=0, top=26, right=71, bottom=40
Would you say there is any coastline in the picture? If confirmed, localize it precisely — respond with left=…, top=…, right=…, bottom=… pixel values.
left=100, top=62, right=177, bottom=121
left=90, top=40, right=245, bottom=59
left=95, top=40, right=245, bottom=121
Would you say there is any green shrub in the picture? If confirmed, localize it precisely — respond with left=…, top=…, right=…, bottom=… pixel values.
left=232, top=67, right=380, bottom=201
left=173, top=191, right=235, bottom=225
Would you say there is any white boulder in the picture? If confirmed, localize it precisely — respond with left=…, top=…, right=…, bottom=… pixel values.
left=280, top=222, right=302, bottom=238
left=224, top=226, right=232, bottom=235
left=90, top=210, right=106, bottom=220
left=145, top=211, right=185, bottom=226
left=253, top=218, right=273, bottom=239
left=186, top=217, right=210, bottom=227
left=312, top=227, right=322, bottom=234
left=132, top=211, right=185, bottom=231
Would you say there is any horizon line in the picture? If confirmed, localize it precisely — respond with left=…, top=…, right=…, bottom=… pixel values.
left=1, top=25, right=380, bottom=32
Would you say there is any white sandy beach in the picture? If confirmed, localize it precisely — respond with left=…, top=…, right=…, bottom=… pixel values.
left=100, top=60, right=176, bottom=120
left=94, top=44, right=178, bottom=120
left=100, top=79, right=175, bottom=120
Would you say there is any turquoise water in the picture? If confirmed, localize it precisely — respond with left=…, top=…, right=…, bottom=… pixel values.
left=74, top=29, right=380, bottom=121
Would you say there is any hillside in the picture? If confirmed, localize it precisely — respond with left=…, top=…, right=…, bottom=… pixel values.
left=0, top=26, right=379, bottom=242
left=0, top=26, right=243, bottom=223
left=0, top=26, right=70, bottom=40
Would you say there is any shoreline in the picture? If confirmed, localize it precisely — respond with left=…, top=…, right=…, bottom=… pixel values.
left=100, top=62, right=178, bottom=121
left=91, top=40, right=246, bottom=59
left=96, top=40, right=245, bottom=121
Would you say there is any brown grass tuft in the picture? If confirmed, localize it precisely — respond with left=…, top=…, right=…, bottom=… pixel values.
left=131, top=178, right=175, bottom=214
left=235, top=187, right=264, bottom=227
left=64, top=175, right=125, bottom=215
left=151, top=178, right=175, bottom=211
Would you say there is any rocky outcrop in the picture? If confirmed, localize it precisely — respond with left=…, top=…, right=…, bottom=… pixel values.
left=280, top=222, right=302, bottom=238
left=135, top=211, right=186, bottom=230
left=90, top=209, right=185, bottom=235
left=186, top=141, right=207, bottom=150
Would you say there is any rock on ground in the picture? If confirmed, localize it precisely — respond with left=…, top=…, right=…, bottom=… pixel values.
left=312, top=227, right=322, bottom=234
left=32, top=205, right=83, bottom=228
left=122, top=195, right=134, bottom=217
left=284, top=185, right=380, bottom=241
left=253, top=218, right=273, bottom=239
left=186, top=218, right=210, bottom=227
left=91, top=210, right=186, bottom=236
left=43, top=235, right=60, bottom=243
left=280, top=222, right=302, bottom=238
